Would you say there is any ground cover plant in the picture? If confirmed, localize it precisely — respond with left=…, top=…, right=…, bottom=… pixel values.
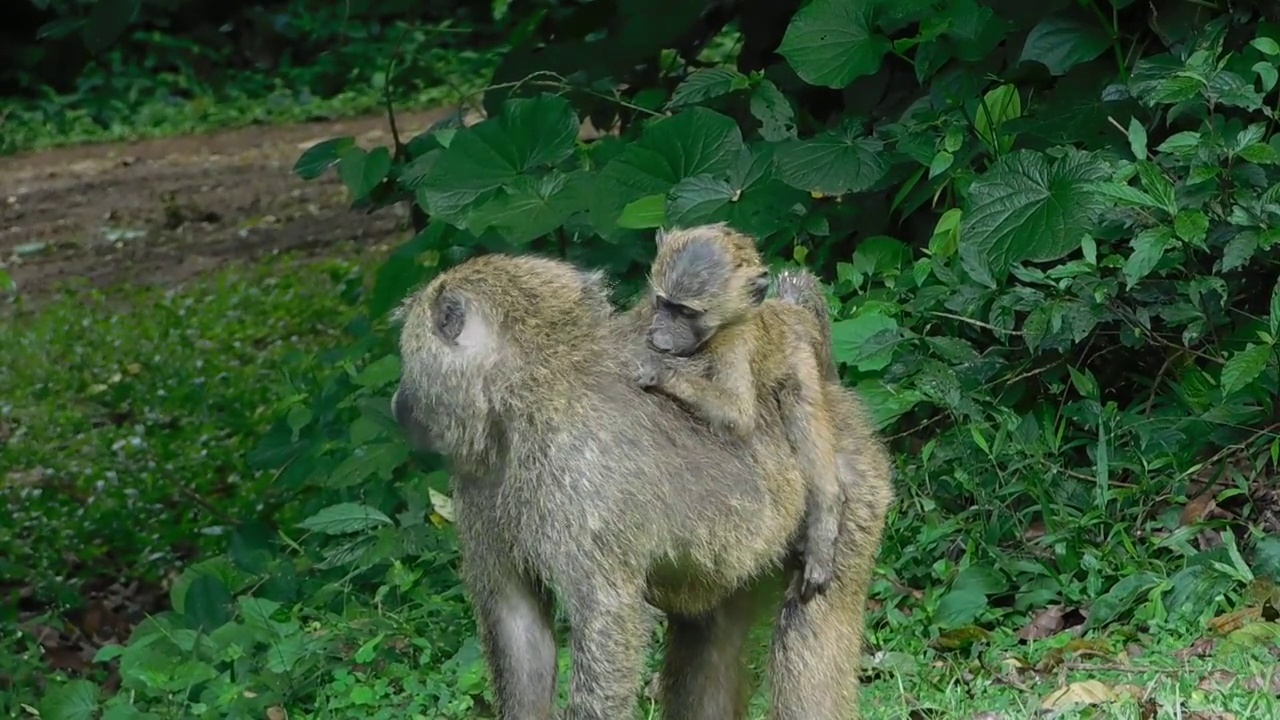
left=7, top=0, right=1280, bottom=717
left=0, top=0, right=500, bottom=155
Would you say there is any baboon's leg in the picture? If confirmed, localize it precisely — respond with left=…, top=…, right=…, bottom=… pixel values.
left=766, top=577, right=868, bottom=720
left=467, top=565, right=558, bottom=720
left=563, top=581, right=651, bottom=720
left=659, top=585, right=764, bottom=720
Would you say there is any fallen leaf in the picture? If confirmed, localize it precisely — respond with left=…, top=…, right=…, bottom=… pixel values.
left=1018, top=605, right=1066, bottom=640
left=1207, top=607, right=1263, bottom=635
left=1175, top=636, right=1217, bottom=660
left=1181, top=491, right=1218, bottom=525
left=1040, top=680, right=1118, bottom=710
left=267, top=706, right=287, bottom=720
left=1242, top=670, right=1280, bottom=695
left=1198, top=669, right=1238, bottom=692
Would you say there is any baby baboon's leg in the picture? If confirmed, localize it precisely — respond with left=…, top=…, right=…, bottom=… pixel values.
left=659, top=585, right=763, bottom=720
left=780, top=353, right=844, bottom=603
left=467, top=566, right=559, bottom=719
left=562, top=580, right=651, bottom=720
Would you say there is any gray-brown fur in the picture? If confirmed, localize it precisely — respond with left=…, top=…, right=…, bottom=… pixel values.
left=391, top=252, right=892, bottom=719
left=637, top=225, right=847, bottom=604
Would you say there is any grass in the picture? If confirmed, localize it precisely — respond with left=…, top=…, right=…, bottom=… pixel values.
left=0, top=256, right=369, bottom=607
left=0, top=25, right=499, bottom=156
left=6, top=257, right=1280, bottom=718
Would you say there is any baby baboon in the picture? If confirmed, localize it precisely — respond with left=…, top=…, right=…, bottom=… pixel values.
left=636, top=224, right=846, bottom=603
left=392, top=252, right=891, bottom=720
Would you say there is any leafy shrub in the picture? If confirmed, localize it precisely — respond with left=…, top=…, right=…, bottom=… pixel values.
left=37, top=0, right=1280, bottom=716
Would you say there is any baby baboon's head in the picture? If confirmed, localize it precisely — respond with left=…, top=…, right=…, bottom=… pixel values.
left=646, top=223, right=768, bottom=357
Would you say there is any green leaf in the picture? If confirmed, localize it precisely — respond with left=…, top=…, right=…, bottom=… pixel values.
left=293, top=137, right=355, bottom=180
left=1127, top=117, right=1148, bottom=160
left=1174, top=209, right=1208, bottom=246
left=1222, top=232, right=1262, bottom=275
left=1253, top=37, right=1280, bottom=56
left=973, top=84, right=1022, bottom=153
left=668, top=67, right=750, bottom=108
left=353, top=354, right=401, bottom=388
left=1155, top=131, right=1202, bottom=156
left=934, top=588, right=988, bottom=628
left=1086, top=572, right=1158, bottom=630
left=83, top=0, right=141, bottom=54
left=777, top=0, right=891, bottom=88
left=593, top=108, right=744, bottom=236
left=1254, top=62, right=1279, bottom=93
left=958, top=150, right=1108, bottom=287
left=420, top=95, right=579, bottom=213
left=1094, top=182, right=1164, bottom=211
left=326, top=443, right=411, bottom=488
left=1019, top=15, right=1111, bottom=76
left=831, top=313, right=899, bottom=371
left=773, top=123, right=888, bottom=196
left=1220, top=343, right=1272, bottom=395
left=467, top=172, right=587, bottom=243
left=750, top=79, right=797, bottom=141
left=1270, top=276, right=1280, bottom=338
left=1239, top=143, right=1280, bottom=164
left=618, top=194, right=667, bottom=229
left=1254, top=535, right=1280, bottom=581
left=298, top=502, right=395, bottom=534
left=183, top=574, right=235, bottom=632
left=338, top=146, right=393, bottom=200
left=665, top=148, right=807, bottom=238
left=1121, top=227, right=1174, bottom=289
left=40, top=680, right=99, bottom=720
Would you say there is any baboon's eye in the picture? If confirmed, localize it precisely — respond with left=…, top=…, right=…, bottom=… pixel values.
left=434, top=294, right=465, bottom=342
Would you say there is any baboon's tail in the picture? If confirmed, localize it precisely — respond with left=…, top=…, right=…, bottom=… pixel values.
left=773, top=268, right=839, bottom=381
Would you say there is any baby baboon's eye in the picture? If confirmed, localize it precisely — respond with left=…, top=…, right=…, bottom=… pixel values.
left=676, top=304, right=702, bottom=320
left=434, top=294, right=465, bottom=342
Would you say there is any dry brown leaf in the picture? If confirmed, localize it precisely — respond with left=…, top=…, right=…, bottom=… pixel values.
left=1174, top=636, right=1217, bottom=660
left=1039, top=680, right=1118, bottom=711
left=266, top=707, right=287, bottom=720
left=1241, top=670, right=1280, bottom=695
left=1198, top=669, right=1238, bottom=692
left=1207, top=607, right=1263, bottom=635
left=1017, top=605, right=1067, bottom=641
left=1181, top=491, right=1218, bottom=525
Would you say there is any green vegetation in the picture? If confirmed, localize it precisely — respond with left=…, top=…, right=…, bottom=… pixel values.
left=5, top=0, right=1280, bottom=718
left=0, top=2, right=498, bottom=155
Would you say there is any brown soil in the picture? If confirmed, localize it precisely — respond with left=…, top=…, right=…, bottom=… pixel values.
left=0, top=108, right=460, bottom=306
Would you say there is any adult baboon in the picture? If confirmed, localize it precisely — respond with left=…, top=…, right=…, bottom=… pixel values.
left=391, top=253, right=892, bottom=720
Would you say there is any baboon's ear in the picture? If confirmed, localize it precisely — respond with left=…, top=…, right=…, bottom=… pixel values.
left=749, top=270, right=771, bottom=305
left=432, top=291, right=466, bottom=343
left=654, top=227, right=669, bottom=247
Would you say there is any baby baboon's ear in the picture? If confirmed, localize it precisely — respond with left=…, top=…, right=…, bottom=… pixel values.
left=749, top=270, right=771, bottom=305
left=654, top=227, right=669, bottom=248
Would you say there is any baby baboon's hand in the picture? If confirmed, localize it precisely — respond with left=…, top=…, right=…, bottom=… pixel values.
left=635, top=353, right=668, bottom=388
left=798, top=559, right=834, bottom=604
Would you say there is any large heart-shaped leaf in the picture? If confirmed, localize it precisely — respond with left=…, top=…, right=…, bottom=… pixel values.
left=777, top=0, right=891, bottom=88
left=958, top=150, right=1109, bottom=287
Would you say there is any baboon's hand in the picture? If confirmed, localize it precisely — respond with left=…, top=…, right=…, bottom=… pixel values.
left=798, top=559, right=834, bottom=604
left=635, top=354, right=668, bottom=388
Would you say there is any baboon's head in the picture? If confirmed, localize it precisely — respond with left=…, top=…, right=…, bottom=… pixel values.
left=646, top=223, right=768, bottom=357
left=391, top=253, right=612, bottom=462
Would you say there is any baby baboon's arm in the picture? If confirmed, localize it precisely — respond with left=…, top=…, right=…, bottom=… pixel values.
left=782, top=346, right=845, bottom=603
left=657, top=343, right=757, bottom=439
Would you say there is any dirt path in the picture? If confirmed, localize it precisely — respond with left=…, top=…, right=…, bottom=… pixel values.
left=0, top=108, right=460, bottom=306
